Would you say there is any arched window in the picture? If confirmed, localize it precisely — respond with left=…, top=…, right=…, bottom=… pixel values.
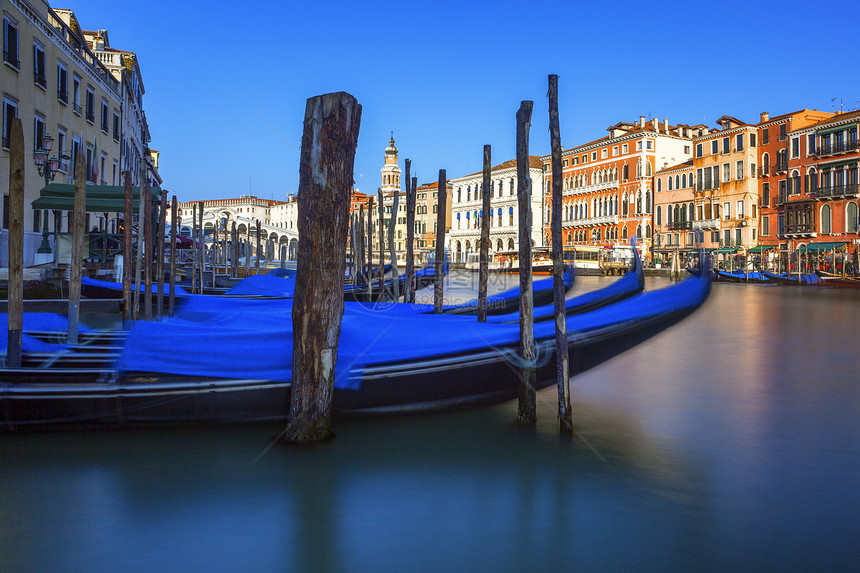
left=821, top=204, right=832, bottom=234
left=646, top=191, right=652, bottom=213
left=566, top=231, right=571, bottom=243
left=646, top=225, right=652, bottom=239
left=674, top=204, right=681, bottom=222
left=622, top=194, right=629, bottom=216
left=636, top=161, right=642, bottom=178
left=689, top=202, right=695, bottom=222
left=622, top=164, right=629, bottom=180
left=622, top=226, right=628, bottom=240
left=682, top=173, right=687, bottom=188
left=646, top=161, right=652, bottom=177
left=656, top=205, right=662, bottom=226
left=847, top=202, right=859, bottom=233
left=762, top=153, right=770, bottom=174
left=675, top=174, right=680, bottom=189
left=657, top=178, right=662, bottom=192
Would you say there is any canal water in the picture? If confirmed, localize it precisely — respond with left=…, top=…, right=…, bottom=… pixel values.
left=2, top=274, right=859, bottom=571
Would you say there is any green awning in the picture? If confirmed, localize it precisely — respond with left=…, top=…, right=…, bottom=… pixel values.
left=715, top=247, right=740, bottom=253
left=796, top=241, right=849, bottom=253
left=818, top=124, right=856, bottom=136
left=748, top=245, right=774, bottom=253
left=31, top=183, right=163, bottom=213
left=817, top=158, right=859, bottom=169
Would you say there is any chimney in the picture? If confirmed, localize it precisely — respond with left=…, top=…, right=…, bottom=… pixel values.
left=652, top=118, right=659, bottom=132
left=664, top=118, right=669, bottom=133
left=639, top=115, right=645, bottom=129
left=760, top=111, right=769, bottom=123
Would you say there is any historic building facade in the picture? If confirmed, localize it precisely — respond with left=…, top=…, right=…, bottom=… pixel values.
left=652, top=160, right=696, bottom=262
left=449, top=157, right=544, bottom=263
left=542, top=116, right=697, bottom=261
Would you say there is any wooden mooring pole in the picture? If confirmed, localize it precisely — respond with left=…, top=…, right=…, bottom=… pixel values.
left=377, top=188, right=385, bottom=300
left=434, top=169, right=447, bottom=312
left=404, top=160, right=416, bottom=304
left=387, top=185, right=400, bottom=300
left=68, top=149, right=86, bottom=344
left=156, top=191, right=166, bottom=319
left=516, top=100, right=536, bottom=423
left=284, top=91, right=361, bottom=443
left=198, top=201, right=204, bottom=290
left=478, top=145, right=491, bottom=322
left=169, top=196, right=177, bottom=317
left=191, top=203, right=198, bottom=294
left=122, top=170, right=133, bottom=322
left=6, top=119, right=24, bottom=366
left=548, top=75, right=572, bottom=431
left=256, top=219, right=262, bottom=276
left=366, top=196, right=374, bottom=300
left=143, top=178, right=153, bottom=321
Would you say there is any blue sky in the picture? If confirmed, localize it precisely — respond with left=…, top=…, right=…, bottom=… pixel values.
left=69, top=0, right=860, bottom=202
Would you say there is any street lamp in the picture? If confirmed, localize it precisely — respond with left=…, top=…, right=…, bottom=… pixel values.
left=33, top=134, right=66, bottom=256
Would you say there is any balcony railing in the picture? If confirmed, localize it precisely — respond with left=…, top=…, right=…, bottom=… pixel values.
left=58, top=90, right=68, bottom=103
left=693, top=218, right=720, bottom=230
left=562, top=179, right=619, bottom=196
left=668, top=220, right=692, bottom=230
left=775, top=160, right=789, bottom=174
left=3, top=50, right=19, bottom=69
left=86, top=109, right=95, bottom=123
left=563, top=214, right=619, bottom=227
left=776, top=190, right=788, bottom=206
left=782, top=224, right=816, bottom=235
left=816, top=140, right=860, bottom=157
left=720, top=239, right=743, bottom=248
left=73, top=103, right=82, bottom=115
left=814, top=183, right=860, bottom=199
left=760, top=167, right=769, bottom=177
left=34, top=73, right=47, bottom=89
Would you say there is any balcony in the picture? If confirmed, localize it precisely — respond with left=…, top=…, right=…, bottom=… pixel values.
left=814, top=183, right=860, bottom=200
left=774, top=160, right=789, bottom=174
left=719, top=239, right=743, bottom=248
left=776, top=190, right=788, bottom=206
left=693, top=218, right=720, bottom=230
left=564, top=214, right=619, bottom=228
left=668, top=220, right=692, bottom=231
left=760, top=167, right=769, bottom=177
left=816, top=140, right=860, bottom=157
left=562, top=179, right=619, bottom=197
left=782, top=224, right=817, bottom=236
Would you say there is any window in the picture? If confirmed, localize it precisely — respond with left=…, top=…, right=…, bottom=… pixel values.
left=723, top=202, right=730, bottom=220
left=736, top=133, right=744, bottom=152
left=711, top=140, right=719, bottom=155
left=762, top=216, right=769, bottom=236
left=601, top=149, right=607, bottom=158
left=723, top=163, right=730, bottom=182
left=750, top=133, right=757, bottom=147
left=2, top=97, right=17, bottom=149
left=695, top=143, right=703, bottom=157
left=57, top=61, right=68, bottom=103
left=113, top=110, right=120, bottom=142
left=762, top=127, right=769, bottom=145
left=736, top=160, right=744, bottom=180
left=591, top=151, right=597, bottom=161
left=751, top=163, right=756, bottom=178
left=33, top=114, right=45, bottom=151
left=657, top=178, right=662, bottom=192
left=735, top=228, right=742, bottom=245
left=848, top=202, right=859, bottom=233
left=612, top=146, right=618, bottom=156
left=779, top=123, right=786, bottom=140
left=791, top=137, right=799, bottom=158
left=762, top=183, right=770, bottom=207
left=3, top=15, right=19, bottom=69
left=33, top=41, right=46, bottom=89
left=72, top=75, right=81, bottom=114
left=101, top=99, right=109, bottom=133
left=737, top=200, right=745, bottom=218
left=807, top=134, right=816, bottom=155
left=821, top=204, right=832, bottom=234
left=56, top=127, right=66, bottom=172
left=637, top=141, right=642, bottom=150
left=622, top=144, right=628, bottom=154
left=722, top=137, right=730, bottom=154
left=646, top=140, right=652, bottom=150
left=85, top=86, right=95, bottom=123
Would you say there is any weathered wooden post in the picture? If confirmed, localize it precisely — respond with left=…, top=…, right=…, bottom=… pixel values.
left=478, top=145, right=491, bottom=322
left=256, top=219, right=262, bottom=275
left=387, top=185, right=400, bottom=300
left=548, top=75, right=571, bottom=431
left=6, top=119, right=24, bottom=366
left=190, top=203, right=198, bottom=294
left=434, top=169, right=447, bottom=312
left=122, top=171, right=133, bottom=321
left=516, top=100, right=536, bottom=423
left=245, top=226, right=251, bottom=278
left=404, top=160, right=416, bottom=304
left=198, top=201, right=204, bottom=290
left=68, top=148, right=87, bottom=344
left=284, top=91, right=361, bottom=443
left=376, top=188, right=385, bottom=300
left=156, top=192, right=166, bottom=319
left=366, top=196, right=374, bottom=299
left=231, top=221, right=238, bottom=279
left=143, top=177, right=153, bottom=321
left=169, top=196, right=177, bottom=317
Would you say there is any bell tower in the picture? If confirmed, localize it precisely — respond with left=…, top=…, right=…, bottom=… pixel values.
left=380, top=133, right=401, bottom=194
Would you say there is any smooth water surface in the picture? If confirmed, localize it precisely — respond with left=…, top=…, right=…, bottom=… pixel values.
left=2, top=275, right=859, bottom=571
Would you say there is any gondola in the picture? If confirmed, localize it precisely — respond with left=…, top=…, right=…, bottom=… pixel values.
left=0, top=263, right=710, bottom=430
left=81, top=276, right=189, bottom=299
left=715, top=270, right=768, bottom=283
left=761, top=271, right=821, bottom=286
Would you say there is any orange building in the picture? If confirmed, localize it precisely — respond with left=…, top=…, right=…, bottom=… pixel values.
left=652, top=160, right=695, bottom=264
left=542, top=116, right=698, bottom=262
left=756, top=109, right=835, bottom=269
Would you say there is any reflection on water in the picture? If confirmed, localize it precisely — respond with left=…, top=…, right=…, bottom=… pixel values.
left=2, top=277, right=859, bottom=571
